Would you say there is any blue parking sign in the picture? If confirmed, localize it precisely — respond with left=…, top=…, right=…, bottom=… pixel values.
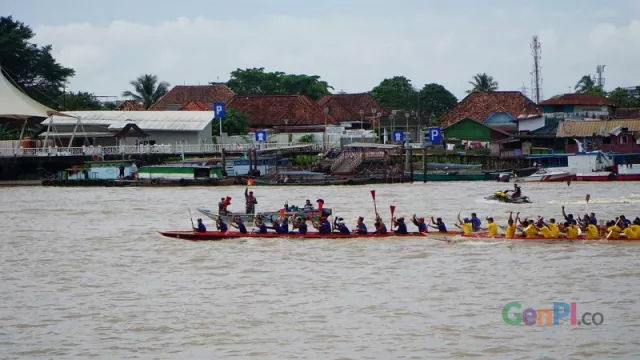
left=255, top=131, right=267, bottom=142
left=214, top=102, right=225, bottom=118
left=428, top=127, right=442, bottom=143
left=392, top=131, right=404, bottom=142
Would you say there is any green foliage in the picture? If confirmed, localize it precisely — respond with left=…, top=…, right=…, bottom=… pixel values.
left=574, top=75, right=597, bottom=93
left=294, top=155, right=318, bottom=166
left=607, top=87, right=640, bottom=108
left=297, top=134, right=315, bottom=143
left=0, top=124, right=18, bottom=140
left=59, top=91, right=104, bottom=110
left=287, top=133, right=293, bottom=143
left=370, top=76, right=418, bottom=110
left=212, top=109, right=249, bottom=136
left=225, top=67, right=333, bottom=100
left=419, top=83, right=458, bottom=119
left=122, top=74, right=170, bottom=109
left=0, top=16, right=75, bottom=109
left=467, top=73, right=499, bottom=93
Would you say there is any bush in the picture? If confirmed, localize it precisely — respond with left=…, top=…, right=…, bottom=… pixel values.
left=298, top=134, right=315, bottom=143
left=295, top=155, right=318, bottom=166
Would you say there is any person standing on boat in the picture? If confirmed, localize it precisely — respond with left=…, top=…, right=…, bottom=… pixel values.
left=218, top=198, right=229, bottom=215
left=470, top=213, right=482, bottom=232
left=411, top=215, right=427, bottom=233
left=392, top=217, right=408, bottom=234
left=194, top=218, right=207, bottom=232
left=355, top=216, right=367, bottom=234
left=245, top=188, right=257, bottom=214
left=429, top=217, right=448, bottom=233
left=216, top=216, right=229, bottom=233
left=231, top=216, right=247, bottom=234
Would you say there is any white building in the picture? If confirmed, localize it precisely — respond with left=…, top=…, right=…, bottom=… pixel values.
left=40, top=111, right=214, bottom=147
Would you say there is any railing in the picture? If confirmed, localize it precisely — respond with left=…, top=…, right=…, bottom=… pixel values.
left=0, top=142, right=323, bottom=158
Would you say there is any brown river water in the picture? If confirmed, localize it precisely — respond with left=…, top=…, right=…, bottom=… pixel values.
left=1, top=182, right=640, bottom=359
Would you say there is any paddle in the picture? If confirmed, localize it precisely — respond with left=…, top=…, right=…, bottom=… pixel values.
left=584, top=194, right=591, bottom=213
left=371, top=190, right=378, bottom=216
left=606, top=218, right=621, bottom=240
left=390, top=205, right=396, bottom=229
left=279, top=208, right=285, bottom=219
left=188, top=208, right=195, bottom=230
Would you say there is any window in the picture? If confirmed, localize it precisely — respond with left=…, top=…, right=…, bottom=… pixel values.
left=620, top=136, right=628, bottom=144
left=603, top=137, right=612, bottom=144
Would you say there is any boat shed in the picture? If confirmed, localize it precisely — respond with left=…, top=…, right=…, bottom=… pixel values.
left=39, top=111, right=214, bottom=147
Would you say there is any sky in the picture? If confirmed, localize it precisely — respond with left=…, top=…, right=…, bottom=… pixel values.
left=4, top=0, right=640, bottom=101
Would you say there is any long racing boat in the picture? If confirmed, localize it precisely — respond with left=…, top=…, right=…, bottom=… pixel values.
left=427, top=233, right=640, bottom=243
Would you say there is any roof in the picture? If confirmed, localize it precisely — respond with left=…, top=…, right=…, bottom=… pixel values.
left=616, top=108, right=640, bottom=118
left=149, top=84, right=235, bottom=110
left=317, top=93, right=389, bottom=122
left=556, top=119, right=640, bottom=137
left=226, top=95, right=337, bottom=127
left=439, top=91, right=539, bottom=127
left=443, top=117, right=514, bottom=138
left=44, top=111, right=214, bottom=131
left=114, top=100, right=145, bottom=111
left=37, top=132, right=115, bottom=138
left=530, top=118, right=561, bottom=135
left=180, top=100, right=209, bottom=111
left=0, top=67, right=55, bottom=118
left=115, top=123, right=149, bottom=138
left=539, top=93, right=614, bottom=107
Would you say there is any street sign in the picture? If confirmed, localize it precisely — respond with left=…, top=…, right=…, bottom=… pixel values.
left=255, top=131, right=267, bottom=142
left=392, top=131, right=404, bottom=142
left=428, top=127, right=442, bottom=143
left=214, top=102, right=225, bottom=118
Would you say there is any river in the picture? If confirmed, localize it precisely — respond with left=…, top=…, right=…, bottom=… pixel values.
left=1, top=182, right=640, bottom=359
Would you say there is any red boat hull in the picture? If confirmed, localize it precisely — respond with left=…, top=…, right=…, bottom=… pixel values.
left=429, top=233, right=640, bottom=242
left=158, top=230, right=460, bottom=241
left=576, top=173, right=640, bottom=181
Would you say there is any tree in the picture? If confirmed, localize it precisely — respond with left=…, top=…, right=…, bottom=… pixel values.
left=370, top=76, right=418, bottom=110
left=0, top=16, right=75, bottom=108
left=607, top=87, right=640, bottom=108
left=212, top=109, right=249, bottom=136
left=122, top=74, right=169, bottom=109
left=467, top=73, right=499, bottom=93
left=418, top=83, right=458, bottom=119
left=0, top=124, right=18, bottom=140
left=59, top=91, right=104, bottom=110
left=574, top=75, right=597, bottom=93
left=224, top=67, right=332, bottom=100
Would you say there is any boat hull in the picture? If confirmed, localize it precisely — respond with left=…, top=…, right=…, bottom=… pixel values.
left=429, top=233, right=640, bottom=242
left=159, top=230, right=446, bottom=241
left=516, top=173, right=574, bottom=182
left=411, top=172, right=490, bottom=181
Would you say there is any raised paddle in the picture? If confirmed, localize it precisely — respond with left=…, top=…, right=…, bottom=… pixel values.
left=370, top=190, right=379, bottom=216
left=390, top=205, right=396, bottom=228
left=584, top=194, right=591, bottom=213
left=188, top=208, right=195, bottom=230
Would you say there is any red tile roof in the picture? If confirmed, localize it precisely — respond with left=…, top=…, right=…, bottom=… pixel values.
left=180, top=100, right=209, bottom=111
left=317, top=93, right=389, bottom=123
left=538, top=93, right=614, bottom=106
left=227, top=95, right=337, bottom=127
left=615, top=108, right=640, bottom=118
left=115, top=100, right=145, bottom=111
left=439, top=91, right=539, bottom=127
left=149, top=84, right=235, bottom=110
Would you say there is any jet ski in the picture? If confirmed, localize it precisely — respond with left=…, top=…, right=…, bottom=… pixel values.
left=485, top=191, right=531, bottom=204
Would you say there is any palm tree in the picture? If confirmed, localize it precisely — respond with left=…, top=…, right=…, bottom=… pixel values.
left=467, top=73, right=499, bottom=93
left=574, top=75, right=596, bottom=93
left=122, top=74, right=170, bottom=109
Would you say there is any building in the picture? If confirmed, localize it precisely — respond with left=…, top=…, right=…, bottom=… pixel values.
left=39, top=111, right=215, bottom=147
left=114, top=100, right=145, bottom=111
left=317, top=93, right=389, bottom=128
left=556, top=119, right=640, bottom=153
left=149, top=84, right=235, bottom=111
left=439, top=91, right=539, bottom=131
left=538, top=93, right=615, bottom=120
left=226, top=94, right=337, bottom=129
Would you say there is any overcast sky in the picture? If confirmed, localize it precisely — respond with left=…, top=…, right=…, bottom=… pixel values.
left=4, top=0, right=640, bottom=101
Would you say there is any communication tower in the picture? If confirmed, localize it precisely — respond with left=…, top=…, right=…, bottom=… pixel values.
left=530, top=36, right=543, bottom=103
left=596, top=65, right=606, bottom=88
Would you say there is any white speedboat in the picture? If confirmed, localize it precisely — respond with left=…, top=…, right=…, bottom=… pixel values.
left=515, top=168, right=574, bottom=182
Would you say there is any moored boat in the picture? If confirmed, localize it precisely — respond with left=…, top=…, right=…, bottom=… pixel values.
left=515, top=168, right=574, bottom=182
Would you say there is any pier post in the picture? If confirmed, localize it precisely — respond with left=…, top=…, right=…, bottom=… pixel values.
left=422, top=147, right=427, bottom=183
left=409, top=148, right=414, bottom=183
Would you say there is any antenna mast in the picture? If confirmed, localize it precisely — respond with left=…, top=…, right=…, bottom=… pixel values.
left=530, top=35, right=543, bottom=103
left=596, top=65, right=606, bottom=88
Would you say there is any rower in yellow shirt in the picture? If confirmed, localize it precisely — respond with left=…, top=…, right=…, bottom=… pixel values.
left=485, top=217, right=498, bottom=237
left=606, top=220, right=622, bottom=239
left=503, top=212, right=519, bottom=238
left=622, top=224, right=636, bottom=239
left=548, top=218, right=560, bottom=237
left=523, top=219, right=539, bottom=238
left=629, top=220, right=640, bottom=239
left=584, top=223, right=600, bottom=238
left=455, top=213, right=473, bottom=235
left=535, top=222, right=553, bottom=239
left=565, top=223, right=580, bottom=239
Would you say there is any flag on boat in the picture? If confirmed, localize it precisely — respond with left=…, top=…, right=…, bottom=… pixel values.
left=247, top=178, right=254, bottom=186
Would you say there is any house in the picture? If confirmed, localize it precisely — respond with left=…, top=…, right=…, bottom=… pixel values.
left=226, top=95, right=337, bottom=129
left=39, top=111, right=215, bottom=147
left=538, top=93, right=615, bottom=120
left=149, top=84, right=235, bottom=111
left=317, top=93, right=389, bottom=128
left=556, top=119, right=640, bottom=153
left=439, top=91, right=539, bottom=132
left=442, top=118, right=512, bottom=143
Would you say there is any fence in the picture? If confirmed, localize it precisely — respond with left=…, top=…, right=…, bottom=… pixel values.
left=0, top=142, right=324, bottom=158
